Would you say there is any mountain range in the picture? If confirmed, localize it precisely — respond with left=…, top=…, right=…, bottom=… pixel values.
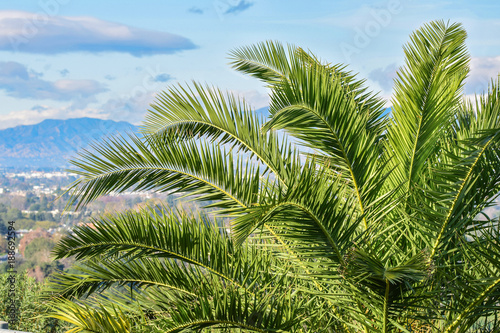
left=0, top=118, right=137, bottom=169
left=0, top=107, right=271, bottom=170
left=1, top=106, right=388, bottom=170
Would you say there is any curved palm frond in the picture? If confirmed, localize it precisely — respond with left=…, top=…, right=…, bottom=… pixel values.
left=52, top=207, right=277, bottom=293
left=231, top=42, right=390, bottom=231
left=68, top=133, right=261, bottom=211
left=229, top=41, right=386, bottom=122
left=386, top=20, right=470, bottom=199
left=413, top=79, right=500, bottom=260
left=232, top=160, right=360, bottom=264
left=141, top=82, right=300, bottom=186
left=47, top=298, right=131, bottom=333
left=48, top=207, right=309, bottom=332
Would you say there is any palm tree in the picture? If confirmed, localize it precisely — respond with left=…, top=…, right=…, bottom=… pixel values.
left=46, top=20, right=500, bottom=332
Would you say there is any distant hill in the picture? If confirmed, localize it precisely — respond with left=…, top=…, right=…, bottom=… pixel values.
left=0, top=118, right=137, bottom=169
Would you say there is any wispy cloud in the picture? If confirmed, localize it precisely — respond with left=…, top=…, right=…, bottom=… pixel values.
left=152, top=73, right=173, bottom=83
left=224, top=0, right=253, bottom=14
left=0, top=86, right=271, bottom=130
left=100, top=91, right=156, bottom=125
left=0, top=10, right=197, bottom=56
left=0, top=61, right=107, bottom=100
left=230, top=89, right=269, bottom=109
left=0, top=104, right=105, bottom=129
left=59, top=68, right=69, bottom=77
left=0, top=90, right=155, bottom=130
left=188, top=6, right=204, bottom=14
left=368, top=56, right=500, bottom=97
left=480, top=197, right=500, bottom=220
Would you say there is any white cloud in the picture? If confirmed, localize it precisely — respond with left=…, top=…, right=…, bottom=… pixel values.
left=367, top=56, right=500, bottom=105
left=0, top=89, right=157, bottom=129
left=368, top=63, right=397, bottom=92
left=0, top=86, right=272, bottom=130
left=480, top=197, right=500, bottom=220
left=0, top=105, right=105, bottom=129
left=0, top=10, right=196, bottom=56
left=466, top=56, right=500, bottom=94
left=0, top=61, right=107, bottom=100
left=231, top=89, right=270, bottom=109
left=101, top=91, right=157, bottom=125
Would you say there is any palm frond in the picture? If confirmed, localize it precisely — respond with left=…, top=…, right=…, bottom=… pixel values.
left=228, top=41, right=295, bottom=85
left=48, top=20, right=500, bottom=333
left=52, top=206, right=275, bottom=293
left=417, top=79, right=500, bottom=259
left=47, top=298, right=131, bottom=333
left=232, top=160, right=360, bottom=266
left=245, top=44, right=389, bottom=230
left=68, top=133, right=260, bottom=210
left=387, top=20, right=470, bottom=200
left=141, top=82, right=299, bottom=186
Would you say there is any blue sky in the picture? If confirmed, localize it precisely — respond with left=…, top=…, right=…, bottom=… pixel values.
left=0, top=0, right=499, bottom=129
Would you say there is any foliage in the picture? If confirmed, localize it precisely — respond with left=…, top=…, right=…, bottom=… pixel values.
left=0, top=272, right=69, bottom=332
left=46, top=21, right=500, bottom=332
left=24, top=237, right=55, bottom=260
left=0, top=229, right=67, bottom=279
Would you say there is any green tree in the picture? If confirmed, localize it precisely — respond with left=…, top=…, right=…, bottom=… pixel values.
left=0, top=272, right=68, bottom=332
left=40, top=195, right=52, bottom=211
left=0, top=220, right=7, bottom=237
left=24, top=237, right=55, bottom=262
left=0, top=237, right=7, bottom=254
left=46, top=21, right=500, bottom=332
left=29, top=203, right=41, bottom=211
left=6, top=208, right=22, bottom=221
left=0, top=203, right=7, bottom=214
left=15, top=218, right=36, bottom=230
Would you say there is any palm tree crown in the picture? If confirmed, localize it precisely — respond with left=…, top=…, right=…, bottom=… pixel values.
left=47, top=20, right=500, bottom=333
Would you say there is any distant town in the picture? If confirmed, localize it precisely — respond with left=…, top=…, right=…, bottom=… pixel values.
left=1, top=170, right=154, bottom=197
left=0, top=169, right=189, bottom=281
